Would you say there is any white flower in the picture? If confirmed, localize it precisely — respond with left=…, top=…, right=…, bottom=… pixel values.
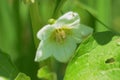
left=35, top=11, right=93, bottom=63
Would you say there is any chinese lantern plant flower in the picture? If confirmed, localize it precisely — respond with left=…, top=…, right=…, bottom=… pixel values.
left=35, top=11, right=93, bottom=63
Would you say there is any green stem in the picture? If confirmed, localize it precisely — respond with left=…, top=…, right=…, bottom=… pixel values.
left=95, top=0, right=112, bottom=32
left=29, top=1, right=68, bottom=80
left=29, top=2, right=42, bottom=47
left=52, top=0, right=67, bottom=18
left=51, top=0, right=69, bottom=80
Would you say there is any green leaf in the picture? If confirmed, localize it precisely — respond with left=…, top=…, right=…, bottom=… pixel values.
left=95, top=0, right=112, bottom=32
left=15, top=72, right=31, bottom=80
left=64, top=31, right=120, bottom=80
left=37, top=66, right=57, bottom=80
left=96, top=68, right=120, bottom=80
left=0, top=0, right=18, bottom=61
left=0, top=50, right=18, bottom=80
left=29, top=2, right=42, bottom=47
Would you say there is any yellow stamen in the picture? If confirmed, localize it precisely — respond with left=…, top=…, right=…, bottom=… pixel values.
left=55, top=28, right=66, bottom=43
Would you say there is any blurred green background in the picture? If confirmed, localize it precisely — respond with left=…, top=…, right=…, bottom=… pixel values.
left=0, top=0, right=120, bottom=80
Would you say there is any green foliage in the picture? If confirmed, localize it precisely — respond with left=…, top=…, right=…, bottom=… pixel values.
left=29, top=1, right=42, bottom=47
left=64, top=31, right=120, bottom=80
left=0, top=0, right=120, bottom=80
left=95, top=0, right=112, bottom=31
left=37, top=66, right=57, bottom=80
left=15, top=72, right=31, bottom=80
left=0, top=50, right=18, bottom=80
left=0, top=0, right=18, bottom=61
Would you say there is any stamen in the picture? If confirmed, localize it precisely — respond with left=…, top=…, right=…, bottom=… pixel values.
left=55, top=28, right=66, bottom=43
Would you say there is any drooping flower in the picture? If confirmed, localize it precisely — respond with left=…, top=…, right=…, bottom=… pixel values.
left=35, top=11, right=93, bottom=63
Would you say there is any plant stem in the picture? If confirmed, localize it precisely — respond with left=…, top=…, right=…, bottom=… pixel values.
left=29, top=2, right=42, bottom=47
left=52, top=0, right=67, bottom=18
left=95, top=0, right=112, bottom=32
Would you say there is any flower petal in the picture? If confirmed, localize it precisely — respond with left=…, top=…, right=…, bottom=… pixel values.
left=55, top=11, right=80, bottom=26
left=37, top=25, right=55, bottom=40
left=35, top=40, right=53, bottom=62
left=53, top=36, right=77, bottom=62
left=71, top=24, right=93, bottom=43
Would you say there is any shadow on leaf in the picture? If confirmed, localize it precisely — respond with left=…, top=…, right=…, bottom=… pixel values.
left=93, top=31, right=115, bottom=45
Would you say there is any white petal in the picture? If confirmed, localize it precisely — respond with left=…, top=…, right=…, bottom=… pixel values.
left=35, top=40, right=53, bottom=62
left=71, top=24, right=93, bottom=43
left=37, top=25, right=55, bottom=40
left=55, top=11, right=80, bottom=26
left=53, top=36, right=77, bottom=62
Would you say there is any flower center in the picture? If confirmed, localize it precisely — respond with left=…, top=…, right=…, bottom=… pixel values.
left=55, top=28, right=66, bottom=43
